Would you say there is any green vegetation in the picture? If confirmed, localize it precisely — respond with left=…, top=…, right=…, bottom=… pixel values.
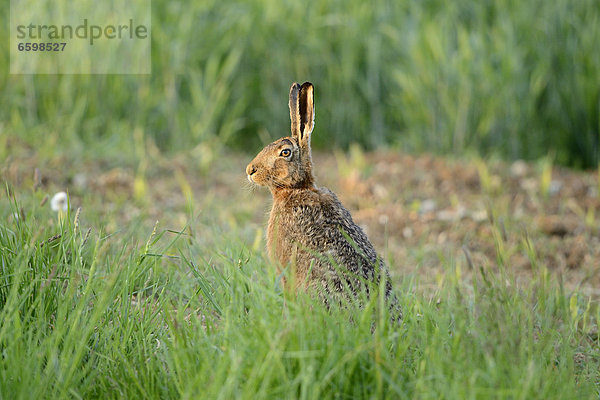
left=0, top=186, right=598, bottom=399
left=2, top=0, right=600, bottom=167
left=2, top=0, right=600, bottom=397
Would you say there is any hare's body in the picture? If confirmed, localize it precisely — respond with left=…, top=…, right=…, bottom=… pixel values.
left=268, top=187, right=391, bottom=297
left=247, top=82, right=393, bottom=303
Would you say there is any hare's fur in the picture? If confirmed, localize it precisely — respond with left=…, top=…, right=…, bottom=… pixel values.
left=247, top=82, right=393, bottom=301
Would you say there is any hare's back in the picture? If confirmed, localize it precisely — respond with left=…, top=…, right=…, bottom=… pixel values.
left=287, top=187, right=384, bottom=274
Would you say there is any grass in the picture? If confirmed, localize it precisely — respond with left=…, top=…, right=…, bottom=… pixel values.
left=2, top=0, right=600, bottom=167
left=2, top=0, right=600, bottom=396
left=1, top=182, right=598, bottom=399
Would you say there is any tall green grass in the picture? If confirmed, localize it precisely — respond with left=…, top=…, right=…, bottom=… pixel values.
left=2, top=0, right=599, bottom=167
left=1, top=191, right=598, bottom=398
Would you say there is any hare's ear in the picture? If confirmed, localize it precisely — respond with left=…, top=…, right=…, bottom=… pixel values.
left=298, top=82, right=315, bottom=145
left=289, top=82, right=301, bottom=139
left=289, top=82, right=315, bottom=146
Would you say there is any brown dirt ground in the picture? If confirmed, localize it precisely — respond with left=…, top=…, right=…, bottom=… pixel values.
left=314, top=151, right=600, bottom=296
left=3, top=149, right=600, bottom=296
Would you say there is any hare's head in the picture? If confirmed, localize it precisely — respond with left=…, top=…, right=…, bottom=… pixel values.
left=246, top=82, right=315, bottom=191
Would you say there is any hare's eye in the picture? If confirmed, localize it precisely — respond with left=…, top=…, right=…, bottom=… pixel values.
left=280, top=149, right=291, bottom=157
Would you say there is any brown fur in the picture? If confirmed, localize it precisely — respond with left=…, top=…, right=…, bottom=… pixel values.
left=246, top=82, right=395, bottom=305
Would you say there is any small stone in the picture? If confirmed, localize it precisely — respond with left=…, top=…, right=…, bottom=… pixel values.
left=471, top=210, right=488, bottom=222
left=437, top=206, right=466, bottom=222
left=419, top=199, right=436, bottom=214
left=437, top=232, right=448, bottom=244
left=520, top=178, right=537, bottom=192
left=510, top=160, right=528, bottom=177
left=549, top=180, right=562, bottom=196
left=73, top=173, right=87, bottom=189
left=373, top=184, right=388, bottom=199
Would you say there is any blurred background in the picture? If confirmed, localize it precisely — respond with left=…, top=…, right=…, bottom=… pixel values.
left=2, top=0, right=600, bottom=290
left=3, top=2, right=600, bottom=395
left=2, top=0, right=599, bottom=168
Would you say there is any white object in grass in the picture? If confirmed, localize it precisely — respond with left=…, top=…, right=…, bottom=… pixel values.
left=50, top=192, right=69, bottom=212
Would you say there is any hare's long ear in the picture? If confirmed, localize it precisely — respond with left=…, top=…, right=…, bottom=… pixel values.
left=289, top=82, right=301, bottom=139
left=298, top=82, right=315, bottom=147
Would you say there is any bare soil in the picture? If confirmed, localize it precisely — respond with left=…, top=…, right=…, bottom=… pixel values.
left=4, top=149, right=599, bottom=295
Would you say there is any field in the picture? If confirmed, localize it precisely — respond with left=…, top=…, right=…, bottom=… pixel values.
left=2, top=0, right=600, bottom=397
left=1, top=144, right=599, bottom=398
left=2, top=0, right=600, bottom=166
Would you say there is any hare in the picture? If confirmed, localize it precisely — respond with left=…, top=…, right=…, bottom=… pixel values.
left=246, top=82, right=395, bottom=306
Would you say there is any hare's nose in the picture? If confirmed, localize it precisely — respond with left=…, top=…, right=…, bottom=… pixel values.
left=246, top=164, right=257, bottom=176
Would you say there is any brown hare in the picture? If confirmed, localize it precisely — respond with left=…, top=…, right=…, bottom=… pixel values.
left=246, top=82, right=395, bottom=308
